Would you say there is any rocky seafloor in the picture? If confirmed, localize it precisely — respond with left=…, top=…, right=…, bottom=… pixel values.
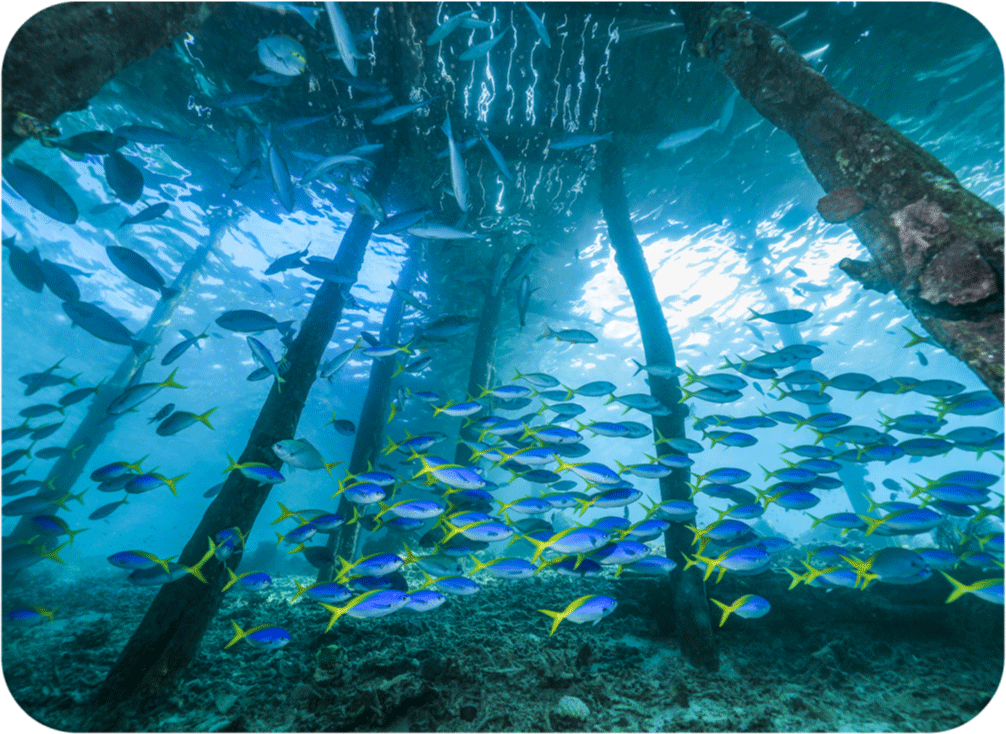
left=2, top=552, right=1003, bottom=733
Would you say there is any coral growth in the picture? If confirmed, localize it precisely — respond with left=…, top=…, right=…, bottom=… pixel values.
left=816, top=187, right=867, bottom=223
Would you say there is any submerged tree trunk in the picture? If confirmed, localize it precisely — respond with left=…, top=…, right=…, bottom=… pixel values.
left=674, top=2, right=1004, bottom=402
left=4, top=213, right=230, bottom=573
left=599, top=145, right=719, bottom=672
left=88, top=149, right=399, bottom=719
left=327, top=238, right=423, bottom=573
left=455, top=253, right=505, bottom=466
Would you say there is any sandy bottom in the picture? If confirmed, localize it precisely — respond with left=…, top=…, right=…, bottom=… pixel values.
left=3, top=567, right=1002, bottom=732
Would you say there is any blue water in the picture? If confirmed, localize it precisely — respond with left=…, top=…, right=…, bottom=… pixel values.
left=1, top=2, right=1003, bottom=729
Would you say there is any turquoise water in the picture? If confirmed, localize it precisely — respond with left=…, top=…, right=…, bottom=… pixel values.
left=1, top=2, right=1003, bottom=731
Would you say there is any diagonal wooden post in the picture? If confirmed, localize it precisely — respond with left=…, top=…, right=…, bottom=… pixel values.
left=4, top=211, right=231, bottom=568
left=673, top=2, right=1003, bottom=402
left=88, top=147, right=399, bottom=716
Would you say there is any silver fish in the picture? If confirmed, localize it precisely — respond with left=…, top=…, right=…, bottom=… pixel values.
left=442, top=113, right=469, bottom=212
left=324, top=1, right=357, bottom=76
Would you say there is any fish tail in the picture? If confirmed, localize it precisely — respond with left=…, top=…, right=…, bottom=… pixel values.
left=225, top=619, right=247, bottom=649
left=287, top=542, right=307, bottom=555
left=186, top=538, right=217, bottom=584
left=902, top=326, right=926, bottom=348
left=166, top=473, right=188, bottom=496
left=196, top=407, right=218, bottom=429
left=468, top=554, right=488, bottom=574
left=940, top=572, right=973, bottom=603
left=682, top=553, right=702, bottom=573
left=334, top=555, right=355, bottom=582
left=222, top=453, right=243, bottom=475
left=807, top=513, right=824, bottom=529
left=67, top=527, right=89, bottom=546
left=272, top=502, right=296, bottom=525
left=710, top=598, right=733, bottom=627
left=160, top=368, right=187, bottom=390
left=746, top=308, right=761, bottom=321
left=400, top=542, right=419, bottom=565
left=631, top=359, right=645, bottom=377
left=839, top=554, right=872, bottom=589
left=222, top=567, right=241, bottom=592
left=678, top=388, right=695, bottom=404
left=39, top=541, right=69, bottom=566
left=905, top=479, right=926, bottom=498
left=323, top=460, right=343, bottom=481
left=784, top=567, right=807, bottom=590
left=892, top=377, right=916, bottom=395
left=291, top=579, right=308, bottom=601
left=537, top=608, right=564, bottom=636
left=537, top=325, right=553, bottom=342
left=391, top=362, right=405, bottom=378
left=859, top=515, right=886, bottom=537
left=275, top=532, right=287, bottom=548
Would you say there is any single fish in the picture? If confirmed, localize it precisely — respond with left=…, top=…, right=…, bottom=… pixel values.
left=230, top=159, right=261, bottom=189
left=3, top=160, right=78, bottom=224
left=747, top=307, right=812, bottom=324
left=106, top=246, right=177, bottom=299
left=257, top=34, right=307, bottom=76
left=103, top=151, right=144, bottom=204
left=406, top=223, right=483, bottom=240
left=272, top=438, right=342, bottom=477
left=222, top=453, right=285, bottom=486
left=538, top=325, right=597, bottom=344
left=119, top=202, right=169, bottom=228
left=324, top=1, right=357, bottom=76
left=259, top=125, right=295, bottom=212
left=522, top=2, right=551, bottom=47
left=161, top=327, right=209, bottom=366
left=62, top=301, right=142, bottom=349
left=301, top=154, right=368, bottom=183
left=38, top=258, right=80, bottom=302
left=213, top=90, right=270, bottom=108
left=3, top=238, right=45, bottom=292
left=371, top=98, right=436, bottom=125
left=216, top=309, right=293, bottom=334
left=475, top=127, right=514, bottom=181
left=224, top=620, right=290, bottom=650
left=458, top=27, right=511, bottom=61
left=537, top=594, right=617, bottom=635
left=710, top=595, right=770, bottom=626
left=156, top=407, right=217, bottom=436
left=427, top=10, right=475, bottom=45
left=442, top=113, right=469, bottom=212
left=517, top=275, right=532, bottom=329
left=247, top=337, right=286, bottom=392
